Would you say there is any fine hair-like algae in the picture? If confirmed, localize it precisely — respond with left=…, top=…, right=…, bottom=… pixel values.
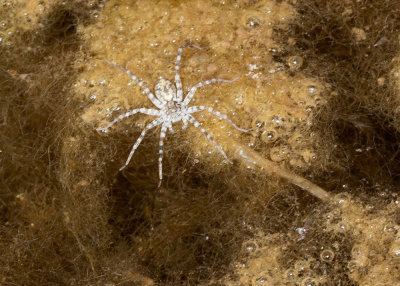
left=221, top=193, right=400, bottom=285
left=78, top=0, right=331, bottom=180
left=1, top=0, right=400, bottom=285
left=0, top=0, right=115, bottom=284
left=67, top=0, right=334, bottom=282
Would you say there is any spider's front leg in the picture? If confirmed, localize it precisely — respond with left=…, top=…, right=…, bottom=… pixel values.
left=182, top=77, right=239, bottom=107
left=104, top=58, right=166, bottom=109
left=175, top=42, right=202, bottom=102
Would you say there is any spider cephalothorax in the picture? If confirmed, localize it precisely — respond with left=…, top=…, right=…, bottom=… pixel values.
left=97, top=43, right=247, bottom=186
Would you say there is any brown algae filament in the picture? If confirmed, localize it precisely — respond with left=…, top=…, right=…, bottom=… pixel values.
left=231, top=141, right=331, bottom=201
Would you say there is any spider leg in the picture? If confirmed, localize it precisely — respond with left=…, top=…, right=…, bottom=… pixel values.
left=182, top=118, right=188, bottom=130
left=167, top=122, right=175, bottom=134
left=104, top=58, right=165, bottom=109
left=187, top=106, right=248, bottom=133
left=182, top=77, right=239, bottom=107
left=175, top=43, right=202, bottom=102
left=96, top=108, right=161, bottom=132
left=185, top=114, right=232, bottom=164
left=119, top=118, right=163, bottom=171
left=157, top=124, right=168, bottom=187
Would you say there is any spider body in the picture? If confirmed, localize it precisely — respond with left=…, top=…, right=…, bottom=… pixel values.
left=98, top=43, right=247, bottom=186
left=155, top=78, right=177, bottom=102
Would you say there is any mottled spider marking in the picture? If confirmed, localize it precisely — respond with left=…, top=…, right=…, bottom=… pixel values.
left=155, top=77, right=176, bottom=102
left=98, top=43, right=247, bottom=186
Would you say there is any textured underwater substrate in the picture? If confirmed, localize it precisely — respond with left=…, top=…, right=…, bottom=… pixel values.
left=1, top=0, right=400, bottom=285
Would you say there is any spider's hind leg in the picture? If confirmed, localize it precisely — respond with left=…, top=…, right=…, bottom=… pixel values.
left=182, top=118, right=188, bottom=130
left=187, top=105, right=248, bottom=133
left=158, top=124, right=168, bottom=187
left=185, top=114, right=232, bottom=164
left=167, top=122, right=175, bottom=134
left=119, top=118, right=162, bottom=171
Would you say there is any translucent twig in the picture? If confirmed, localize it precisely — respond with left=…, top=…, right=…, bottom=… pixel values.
left=230, top=141, right=331, bottom=201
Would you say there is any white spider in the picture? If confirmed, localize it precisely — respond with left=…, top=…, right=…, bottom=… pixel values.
left=97, top=43, right=247, bottom=186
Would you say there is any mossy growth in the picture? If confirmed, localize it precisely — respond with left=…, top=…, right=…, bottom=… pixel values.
left=76, top=0, right=331, bottom=181
left=221, top=192, right=400, bottom=285
left=1, top=0, right=400, bottom=285
left=0, top=0, right=101, bottom=45
left=391, top=55, right=400, bottom=132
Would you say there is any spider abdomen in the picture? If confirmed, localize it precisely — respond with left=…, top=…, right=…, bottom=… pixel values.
left=155, top=78, right=177, bottom=102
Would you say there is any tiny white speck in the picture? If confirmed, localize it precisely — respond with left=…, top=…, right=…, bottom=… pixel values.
left=248, top=64, right=258, bottom=71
